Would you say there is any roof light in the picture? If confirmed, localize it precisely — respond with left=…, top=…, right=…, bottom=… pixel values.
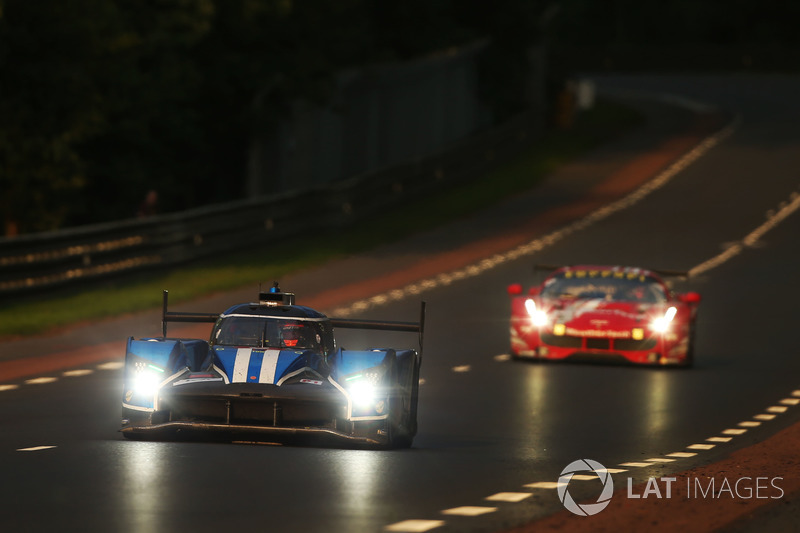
left=258, top=290, right=296, bottom=306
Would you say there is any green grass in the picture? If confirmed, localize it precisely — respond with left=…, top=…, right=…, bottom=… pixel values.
left=0, top=99, right=643, bottom=339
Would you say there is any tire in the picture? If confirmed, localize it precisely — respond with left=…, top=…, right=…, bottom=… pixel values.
left=682, top=329, right=697, bottom=368
left=386, top=357, right=419, bottom=449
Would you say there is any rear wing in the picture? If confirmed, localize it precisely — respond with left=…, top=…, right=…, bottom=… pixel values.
left=534, top=264, right=690, bottom=280
left=330, top=301, right=427, bottom=358
left=649, top=269, right=690, bottom=279
left=159, top=290, right=427, bottom=356
left=161, top=290, right=218, bottom=337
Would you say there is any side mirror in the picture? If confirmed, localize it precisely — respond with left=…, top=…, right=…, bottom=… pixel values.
left=507, top=283, right=523, bottom=296
left=680, top=292, right=701, bottom=304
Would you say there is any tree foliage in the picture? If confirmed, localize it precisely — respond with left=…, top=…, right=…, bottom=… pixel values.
left=0, top=0, right=547, bottom=234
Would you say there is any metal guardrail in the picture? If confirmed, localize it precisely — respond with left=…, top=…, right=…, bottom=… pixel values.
left=0, top=110, right=541, bottom=297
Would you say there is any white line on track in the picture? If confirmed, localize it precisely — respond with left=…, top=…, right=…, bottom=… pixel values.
left=525, top=481, right=563, bottom=489
left=738, top=421, right=761, bottom=427
left=24, top=377, right=57, bottom=385
left=17, top=446, right=56, bottom=452
left=0, top=384, right=19, bottom=392
left=441, top=506, right=497, bottom=516
left=722, top=429, right=747, bottom=436
left=485, top=492, right=531, bottom=503
left=63, top=369, right=93, bottom=377
left=384, top=519, right=444, bottom=532
left=689, top=190, right=800, bottom=277
left=754, top=414, right=776, bottom=421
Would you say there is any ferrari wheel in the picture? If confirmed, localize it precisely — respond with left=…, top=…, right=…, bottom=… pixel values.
left=681, top=328, right=697, bottom=368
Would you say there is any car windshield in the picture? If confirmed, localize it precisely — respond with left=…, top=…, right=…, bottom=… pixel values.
left=541, top=273, right=667, bottom=303
left=212, top=317, right=327, bottom=351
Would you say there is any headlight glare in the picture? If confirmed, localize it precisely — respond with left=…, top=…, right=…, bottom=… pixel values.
left=133, top=371, right=162, bottom=396
left=525, top=299, right=548, bottom=327
left=349, top=381, right=376, bottom=407
left=651, top=306, right=677, bottom=333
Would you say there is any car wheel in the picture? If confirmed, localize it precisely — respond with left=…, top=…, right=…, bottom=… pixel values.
left=682, top=332, right=696, bottom=368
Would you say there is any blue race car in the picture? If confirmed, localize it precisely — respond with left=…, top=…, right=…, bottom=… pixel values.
left=121, top=285, right=424, bottom=449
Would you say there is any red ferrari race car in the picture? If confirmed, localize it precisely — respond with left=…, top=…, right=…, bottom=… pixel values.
left=507, top=265, right=701, bottom=367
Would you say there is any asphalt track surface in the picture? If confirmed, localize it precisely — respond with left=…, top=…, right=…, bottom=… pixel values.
left=2, top=74, right=800, bottom=533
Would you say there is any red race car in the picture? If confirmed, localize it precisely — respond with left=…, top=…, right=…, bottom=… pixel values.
left=507, top=265, right=701, bottom=367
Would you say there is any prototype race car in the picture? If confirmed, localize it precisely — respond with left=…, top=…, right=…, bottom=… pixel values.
left=508, top=265, right=700, bottom=367
left=121, top=285, right=424, bottom=448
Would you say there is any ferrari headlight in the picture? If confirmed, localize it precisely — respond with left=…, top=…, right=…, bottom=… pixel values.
left=525, top=299, right=548, bottom=327
left=651, top=306, right=677, bottom=333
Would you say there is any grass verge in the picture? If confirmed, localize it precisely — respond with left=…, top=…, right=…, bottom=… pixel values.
left=0, top=99, right=642, bottom=340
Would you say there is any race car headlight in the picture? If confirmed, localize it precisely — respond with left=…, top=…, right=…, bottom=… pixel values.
left=525, top=299, right=548, bottom=327
left=348, top=381, right=377, bottom=408
left=132, top=364, right=165, bottom=396
left=344, top=366, right=386, bottom=408
left=651, top=306, right=677, bottom=333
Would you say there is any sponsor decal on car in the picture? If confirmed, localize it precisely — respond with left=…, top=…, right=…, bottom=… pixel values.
left=172, top=377, right=224, bottom=386
left=564, top=327, right=632, bottom=338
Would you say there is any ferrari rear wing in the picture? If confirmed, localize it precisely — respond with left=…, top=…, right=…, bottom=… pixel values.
left=534, top=264, right=690, bottom=279
left=649, top=269, right=690, bottom=279
left=330, top=301, right=427, bottom=357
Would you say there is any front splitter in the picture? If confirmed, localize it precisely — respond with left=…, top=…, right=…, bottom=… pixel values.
left=120, top=421, right=384, bottom=447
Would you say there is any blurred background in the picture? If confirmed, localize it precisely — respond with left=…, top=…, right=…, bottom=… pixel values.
left=1, top=0, right=798, bottom=237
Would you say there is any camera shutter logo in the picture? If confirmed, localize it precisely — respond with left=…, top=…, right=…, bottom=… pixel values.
left=558, top=459, right=614, bottom=516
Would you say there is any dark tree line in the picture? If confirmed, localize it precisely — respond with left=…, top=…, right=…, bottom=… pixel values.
left=552, top=0, right=800, bottom=47
left=2, top=0, right=795, bottom=235
left=1, top=0, right=549, bottom=235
